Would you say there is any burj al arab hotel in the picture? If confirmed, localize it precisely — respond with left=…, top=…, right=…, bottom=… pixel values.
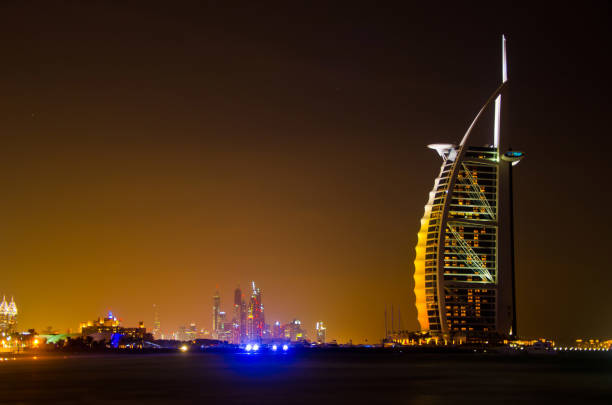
left=413, top=36, right=524, bottom=343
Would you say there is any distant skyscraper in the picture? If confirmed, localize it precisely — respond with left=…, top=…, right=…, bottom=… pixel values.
left=152, top=304, right=161, bottom=339
left=212, top=289, right=221, bottom=339
left=233, top=287, right=245, bottom=344
left=0, top=296, right=18, bottom=333
left=413, top=36, right=523, bottom=342
left=315, top=322, right=326, bottom=344
left=240, top=296, right=247, bottom=342
left=262, top=322, right=271, bottom=339
left=177, top=326, right=188, bottom=341
left=219, top=311, right=227, bottom=334
left=247, top=281, right=264, bottom=342
left=284, top=319, right=305, bottom=342
left=186, top=322, right=198, bottom=340
left=272, top=321, right=283, bottom=339
left=233, top=288, right=241, bottom=307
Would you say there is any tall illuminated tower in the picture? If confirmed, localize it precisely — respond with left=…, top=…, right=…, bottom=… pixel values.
left=233, top=287, right=245, bottom=343
left=413, top=36, right=524, bottom=342
left=247, top=281, right=264, bottom=342
left=240, top=294, right=247, bottom=342
left=152, top=304, right=161, bottom=339
left=212, top=289, right=221, bottom=340
left=315, top=321, right=326, bottom=344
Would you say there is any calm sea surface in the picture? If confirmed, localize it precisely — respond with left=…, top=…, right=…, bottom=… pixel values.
left=0, top=350, right=610, bottom=404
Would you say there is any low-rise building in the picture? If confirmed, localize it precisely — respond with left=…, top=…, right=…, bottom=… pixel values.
left=80, top=312, right=150, bottom=343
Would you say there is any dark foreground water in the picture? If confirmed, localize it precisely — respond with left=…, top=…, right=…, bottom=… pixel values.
left=0, top=350, right=611, bottom=404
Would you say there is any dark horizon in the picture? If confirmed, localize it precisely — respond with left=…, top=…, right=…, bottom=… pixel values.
left=0, top=2, right=610, bottom=343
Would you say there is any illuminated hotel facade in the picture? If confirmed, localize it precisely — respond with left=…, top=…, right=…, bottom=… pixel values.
left=413, top=36, right=524, bottom=342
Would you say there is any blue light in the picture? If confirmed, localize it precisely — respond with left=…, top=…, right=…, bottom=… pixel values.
left=110, top=333, right=123, bottom=348
left=245, top=344, right=252, bottom=352
left=282, top=344, right=289, bottom=351
left=253, top=344, right=259, bottom=351
left=272, top=344, right=277, bottom=351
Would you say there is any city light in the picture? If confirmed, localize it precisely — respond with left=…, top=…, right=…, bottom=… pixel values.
left=180, top=345, right=188, bottom=352
left=207, top=283, right=318, bottom=347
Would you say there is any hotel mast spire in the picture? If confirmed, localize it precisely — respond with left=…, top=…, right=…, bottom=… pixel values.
left=460, top=35, right=508, bottom=148
left=494, top=35, right=507, bottom=149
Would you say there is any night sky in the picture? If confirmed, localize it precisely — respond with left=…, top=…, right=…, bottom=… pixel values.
left=0, top=2, right=610, bottom=343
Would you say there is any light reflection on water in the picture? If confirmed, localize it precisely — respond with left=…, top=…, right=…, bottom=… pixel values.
left=0, top=351, right=609, bottom=404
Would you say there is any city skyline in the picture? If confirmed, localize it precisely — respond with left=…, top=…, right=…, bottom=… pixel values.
left=0, top=3, right=610, bottom=344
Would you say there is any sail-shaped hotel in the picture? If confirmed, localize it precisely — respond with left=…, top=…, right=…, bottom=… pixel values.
left=413, top=36, right=524, bottom=343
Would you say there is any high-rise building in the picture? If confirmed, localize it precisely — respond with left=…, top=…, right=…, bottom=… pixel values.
left=152, top=304, right=161, bottom=339
left=233, top=288, right=242, bottom=310
left=177, top=326, right=188, bottom=341
left=185, top=322, right=198, bottom=340
left=272, top=321, right=283, bottom=339
left=413, top=36, right=523, bottom=343
left=240, top=296, right=247, bottom=342
left=231, top=321, right=241, bottom=344
left=315, top=322, right=326, bottom=344
left=232, top=287, right=245, bottom=344
left=221, top=322, right=234, bottom=342
left=0, top=296, right=18, bottom=333
left=284, top=319, right=305, bottom=342
left=246, top=281, right=264, bottom=342
left=212, top=289, right=221, bottom=339
left=262, top=323, right=271, bottom=339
